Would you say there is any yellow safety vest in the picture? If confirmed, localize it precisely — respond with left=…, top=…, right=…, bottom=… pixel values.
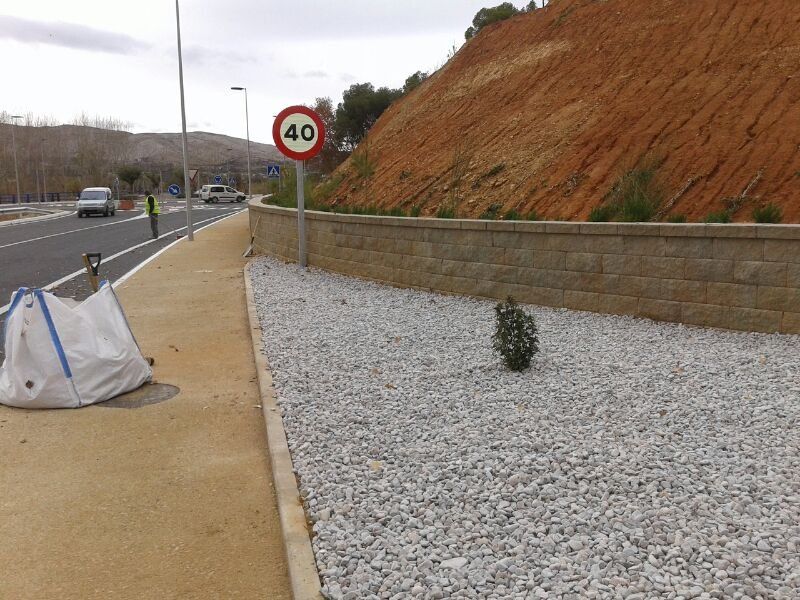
left=145, top=195, right=160, bottom=215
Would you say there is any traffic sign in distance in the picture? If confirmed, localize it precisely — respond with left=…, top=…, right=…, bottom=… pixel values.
left=273, top=106, right=326, bottom=161
left=168, top=184, right=181, bottom=196
left=229, top=178, right=236, bottom=186
left=267, top=165, right=281, bottom=178
left=214, top=175, right=222, bottom=184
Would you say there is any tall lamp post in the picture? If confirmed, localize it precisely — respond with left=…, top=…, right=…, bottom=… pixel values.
left=10, top=115, right=23, bottom=204
left=40, top=139, right=47, bottom=202
left=230, top=86, right=252, bottom=198
left=174, top=0, right=193, bottom=240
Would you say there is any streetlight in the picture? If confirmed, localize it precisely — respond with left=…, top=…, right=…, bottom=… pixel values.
left=40, top=138, right=47, bottom=202
left=174, top=0, right=193, bottom=240
left=10, top=115, right=22, bottom=204
left=230, top=86, right=252, bottom=198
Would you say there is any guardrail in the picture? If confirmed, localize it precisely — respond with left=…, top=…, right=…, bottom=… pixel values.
left=0, top=193, right=76, bottom=204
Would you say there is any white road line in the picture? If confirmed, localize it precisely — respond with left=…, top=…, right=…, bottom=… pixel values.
left=0, top=210, right=244, bottom=316
left=0, top=212, right=146, bottom=250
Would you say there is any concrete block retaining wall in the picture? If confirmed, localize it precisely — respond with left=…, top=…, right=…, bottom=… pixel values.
left=248, top=201, right=800, bottom=334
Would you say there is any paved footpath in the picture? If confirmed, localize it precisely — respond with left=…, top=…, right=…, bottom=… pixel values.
left=0, top=211, right=292, bottom=599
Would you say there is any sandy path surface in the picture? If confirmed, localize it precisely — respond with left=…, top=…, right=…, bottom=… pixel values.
left=0, top=211, right=291, bottom=599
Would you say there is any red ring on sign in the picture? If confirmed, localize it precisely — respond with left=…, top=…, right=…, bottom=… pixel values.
left=272, top=105, right=326, bottom=161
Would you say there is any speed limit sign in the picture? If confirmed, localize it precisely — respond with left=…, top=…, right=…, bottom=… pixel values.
left=272, top=105, right=327, bottom=269
left=272, top=106, right=326, bottom=161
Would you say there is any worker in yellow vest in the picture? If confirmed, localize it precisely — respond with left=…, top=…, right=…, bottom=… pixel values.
left=144, top=190, right=160, bottom=239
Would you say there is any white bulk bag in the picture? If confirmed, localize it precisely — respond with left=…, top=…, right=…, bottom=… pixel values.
left=0, top=283, right=152, bottom=409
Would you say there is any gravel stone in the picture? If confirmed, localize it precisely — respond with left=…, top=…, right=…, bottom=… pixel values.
left=249, top=258, right=800, bottom=599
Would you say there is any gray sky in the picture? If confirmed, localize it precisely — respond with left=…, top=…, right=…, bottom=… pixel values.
left=0, top=1, right=535, bottom=144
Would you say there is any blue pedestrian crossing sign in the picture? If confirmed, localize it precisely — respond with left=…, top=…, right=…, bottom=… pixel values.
left=214, top=175, right=222, bottom=184
left=267, top=165, right=281, bottom=179
left=228, top=178, right=236, bottom=186
left=168, top=184, right=181, bottom=196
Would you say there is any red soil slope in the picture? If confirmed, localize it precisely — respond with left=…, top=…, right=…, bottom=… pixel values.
left=329, top=0, right=800, bottom=222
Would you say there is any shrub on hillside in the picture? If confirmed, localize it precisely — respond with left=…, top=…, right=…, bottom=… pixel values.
left=752, top=203, right=783, bottom=224
left=704, top=210, right=732, bottom=223
left=480, top=203, right=502, bottom=220
left=607, top=162, right=666, bottom=222
left=493, top=297, right=539, bottom=372
left=588, top=204, right=616, bottom=222
left=436, top=204, right=456, bottom=219
left=666, top=214, right=687, bottom=223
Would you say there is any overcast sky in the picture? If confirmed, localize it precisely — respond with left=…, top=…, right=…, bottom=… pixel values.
left=0, top=1, right=536, bottom=144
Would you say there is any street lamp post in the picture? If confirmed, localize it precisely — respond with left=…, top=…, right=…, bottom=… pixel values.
left=230, top=86, right=252, bottom=198
left=40, top=139, right=47, bottom=202
left=10, top=115, right=23, bottom=204
left=174, top=0, right=193, bottom=240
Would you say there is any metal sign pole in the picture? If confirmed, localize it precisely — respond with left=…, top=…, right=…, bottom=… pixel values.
left=296, top=159, right=306, bottom=268
left=175, top=0, right=194, bottom=241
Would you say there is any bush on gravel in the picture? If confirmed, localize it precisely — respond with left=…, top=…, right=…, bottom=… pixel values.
left=492, top=296, right=538, bottom=371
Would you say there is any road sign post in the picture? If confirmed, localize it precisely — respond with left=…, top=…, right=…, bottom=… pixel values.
left=296, top=160, right=306, bottom=268
left=168, top=184, right=181, bottom=197
left=272, top=106, right=326, bottom=268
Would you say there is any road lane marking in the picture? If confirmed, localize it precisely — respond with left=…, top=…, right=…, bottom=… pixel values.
left=0, top=212, right=146, bottom=250
left=0, top=210, right=243, bottom=316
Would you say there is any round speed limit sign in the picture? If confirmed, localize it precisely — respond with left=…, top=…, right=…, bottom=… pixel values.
left=272, top=106, right=326, bottom=161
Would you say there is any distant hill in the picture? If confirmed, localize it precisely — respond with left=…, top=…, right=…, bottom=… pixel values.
left=125, top=130, right=282, bottom=170
left=0, top=123, right=281, bottom=195
left=328, top=0, right=800, bottom=223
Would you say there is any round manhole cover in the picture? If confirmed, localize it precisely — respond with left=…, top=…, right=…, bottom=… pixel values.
left=97, top=383, right=180, bottom=409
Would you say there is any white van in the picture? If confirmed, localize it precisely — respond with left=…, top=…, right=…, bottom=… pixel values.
left=77, top=187, right=117, bottom=218
left=199, top=185, right=246, bottom=203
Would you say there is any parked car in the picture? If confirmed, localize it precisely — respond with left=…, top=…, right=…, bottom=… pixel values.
left=77, top=187, right=117, bottom=218
left=199, top=185, right=246, bottom=203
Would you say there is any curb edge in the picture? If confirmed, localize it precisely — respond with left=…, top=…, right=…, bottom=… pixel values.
left=0, top=208, right=74, bottom=227
left=243, top=261, right=323, bottom=600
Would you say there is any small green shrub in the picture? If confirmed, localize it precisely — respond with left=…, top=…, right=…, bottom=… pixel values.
left=704, top=210, right=732, bottom=224
left=436, top=205, right=456, bottom=219
left=410, top=205, right=422, bottom=217
left=504, top=209, right=521, bottom=221
left=387, top=206, right=406, bottom=217
left=752, top=203, right=783, bottom=224
left=480, top=203, right=502, bottom=220
left=593, top=159, right=666, bottom=222
left=493, top=297, right=539, bottom=372
left=666, top=214, right=687, bottom=223
left=485, top=163, right=506, bottom=178
left=526, top=210, right=541, bottom=221
left=588, top=205, right=616, bottom=222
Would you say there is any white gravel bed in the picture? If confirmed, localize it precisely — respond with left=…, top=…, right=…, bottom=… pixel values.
left=249, top=257, right=799, bottom=600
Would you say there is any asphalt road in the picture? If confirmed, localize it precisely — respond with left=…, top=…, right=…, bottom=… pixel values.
left=0, top=199, right=246, bottom=360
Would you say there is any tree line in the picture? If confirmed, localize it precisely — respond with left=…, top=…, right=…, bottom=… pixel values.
left=307, top=70, right=430, bottom=174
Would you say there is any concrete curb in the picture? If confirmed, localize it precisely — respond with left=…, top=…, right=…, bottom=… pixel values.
left=0, top=207, right=73, bottom=227
left=243, top=263, right=323, bottom=600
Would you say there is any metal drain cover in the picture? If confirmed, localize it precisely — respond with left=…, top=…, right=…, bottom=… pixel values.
left=97, top=383, right=180, bottom=409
